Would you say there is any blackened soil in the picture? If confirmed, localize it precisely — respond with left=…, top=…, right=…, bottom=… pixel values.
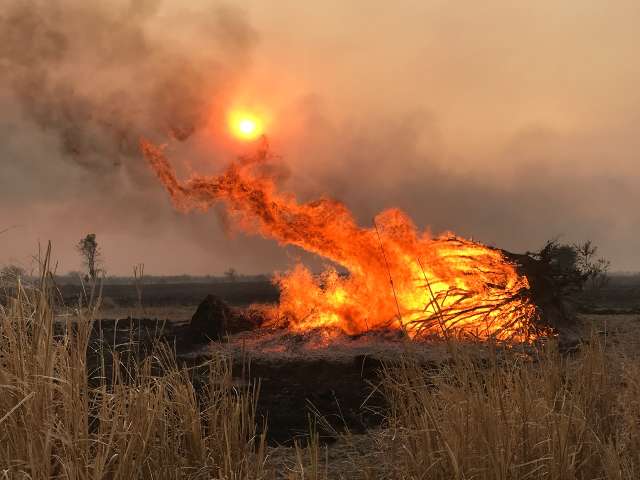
left=244, top=355, right=387, bottom=445
left=74, top=318, right=389, bottom=445
left=59, top=281, right=279, bottom=307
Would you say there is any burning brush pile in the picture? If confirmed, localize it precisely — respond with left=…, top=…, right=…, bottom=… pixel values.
left=141, top=139, right=565, bottom=345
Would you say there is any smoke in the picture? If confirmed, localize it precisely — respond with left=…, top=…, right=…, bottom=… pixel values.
left=0, top=0, right=256, bottom=171
left=279, top=104, right=640, bottom=272
left=256, top=0, right=640, bottom=272
left=0, top=0, right=269, bottom=273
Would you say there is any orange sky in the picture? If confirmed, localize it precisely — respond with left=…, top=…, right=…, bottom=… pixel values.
left=1, top=0, right=639, bottom=274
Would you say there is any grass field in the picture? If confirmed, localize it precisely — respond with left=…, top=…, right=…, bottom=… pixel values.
left=3, top=261, right=640, bottom=478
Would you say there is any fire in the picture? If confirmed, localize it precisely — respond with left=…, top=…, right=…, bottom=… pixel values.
left=229, top=110, right=263, bottom=141
left=141, top=140, right=541, bottom=342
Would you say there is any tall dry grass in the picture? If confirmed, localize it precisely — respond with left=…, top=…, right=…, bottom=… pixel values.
left=0, top=250, right=267, bottom=479
left=379, top=338, right=640, bottom=479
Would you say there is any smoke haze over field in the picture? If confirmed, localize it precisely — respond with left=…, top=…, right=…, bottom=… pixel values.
left=1, top=0, right=639, bottom=274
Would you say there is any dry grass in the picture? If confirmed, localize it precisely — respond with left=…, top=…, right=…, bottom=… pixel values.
left=378, top=337, right=640, bottom=479
left=0, top=251, right=268, bottom=479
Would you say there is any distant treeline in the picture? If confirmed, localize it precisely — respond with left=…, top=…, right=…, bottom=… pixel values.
left=51, top=273, right=273, bottom=286
left=605, top=272, right=640, bottom=287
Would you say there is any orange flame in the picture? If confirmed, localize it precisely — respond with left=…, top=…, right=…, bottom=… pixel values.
left=141, top=140, right=540, bottom=342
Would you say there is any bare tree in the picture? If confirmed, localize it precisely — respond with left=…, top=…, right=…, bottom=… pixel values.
left=77, top=233, right=102, bottom=281
left=535, top=239, right=610, bottom=294
left=573, top=241, right=611, bottom=291
left=224, top=267, right=238, bottom=282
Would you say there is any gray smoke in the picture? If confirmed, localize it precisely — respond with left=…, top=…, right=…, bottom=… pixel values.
left=0, top=0, right=256, bottom=174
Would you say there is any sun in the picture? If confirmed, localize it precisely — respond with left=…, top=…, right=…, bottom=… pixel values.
left=239, top=118, right=257, bottom=136
left=229, top=110, right=264, bottom=141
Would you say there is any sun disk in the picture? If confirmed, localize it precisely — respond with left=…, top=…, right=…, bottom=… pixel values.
left=229, top=111, right=264, bottom=141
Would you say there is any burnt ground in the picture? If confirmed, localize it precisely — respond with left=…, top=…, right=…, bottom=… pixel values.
left=204, top=328, right=457, bottom=445
left=576, top=275, right=640, bottom=313
left=58, top=280, right=279, bottom=308
left=81, top=317, right=416, bottom=446
left=233, top=350, right=387, bottom=444
left=62, top=275, right=640, bottom=448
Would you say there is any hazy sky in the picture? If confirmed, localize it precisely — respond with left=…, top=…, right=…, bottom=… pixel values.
left=1, top=0, right=639, bottom=275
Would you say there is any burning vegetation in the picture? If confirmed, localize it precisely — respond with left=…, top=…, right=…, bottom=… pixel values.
left=141, top=139, right=544, bottom=342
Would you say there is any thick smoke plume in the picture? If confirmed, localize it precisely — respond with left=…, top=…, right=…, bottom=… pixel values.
left=0, top=0, right=255, bottom=172
left=0, top=0, right=264, bottom=273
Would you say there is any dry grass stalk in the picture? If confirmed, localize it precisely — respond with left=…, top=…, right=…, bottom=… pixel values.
left=378, top=336, right=640, bottom=479
left=0, top=249, right=268, bottom=479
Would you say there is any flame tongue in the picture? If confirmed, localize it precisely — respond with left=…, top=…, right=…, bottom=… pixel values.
left=142, top=140, right=539, bottom=342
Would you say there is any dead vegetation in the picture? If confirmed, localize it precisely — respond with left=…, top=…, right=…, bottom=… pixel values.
left=0, top=250, right=268, bottom=479
left=2, top=251, right=640, bottom=479
left=378, top=336, right=640, bottom=479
